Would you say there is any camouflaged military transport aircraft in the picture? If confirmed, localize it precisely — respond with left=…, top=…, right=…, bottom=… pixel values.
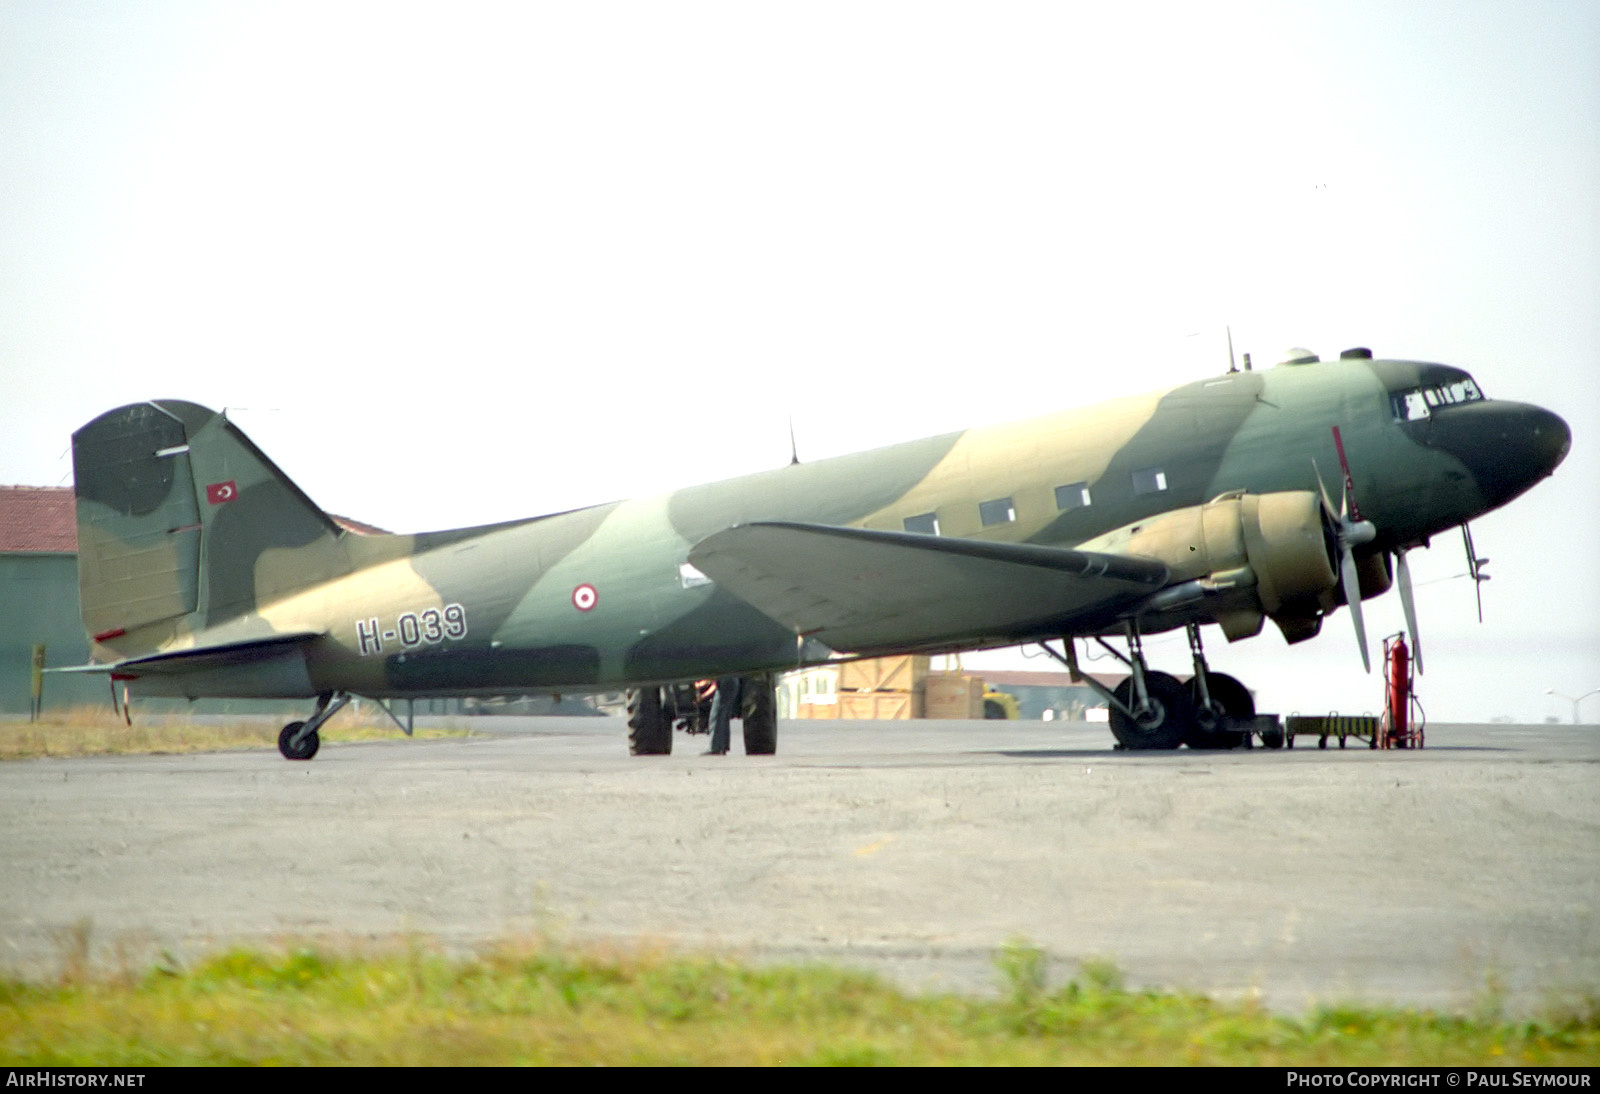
left=63, top=346, right=1569, bottom=760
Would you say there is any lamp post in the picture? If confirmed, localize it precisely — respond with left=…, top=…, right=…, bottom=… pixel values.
left=1545, top=687, right=1600, bottom=726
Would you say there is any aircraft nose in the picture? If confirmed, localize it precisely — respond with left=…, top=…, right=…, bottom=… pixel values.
left=1424, top=401, right=1571, bottom=508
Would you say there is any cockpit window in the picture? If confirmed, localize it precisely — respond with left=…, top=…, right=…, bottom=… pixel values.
left=1427, top=378, right=1482, bottom=406
left=1394, top=391, right=1430, bottom=421
left=1391, top=378, right=1484, bottom=421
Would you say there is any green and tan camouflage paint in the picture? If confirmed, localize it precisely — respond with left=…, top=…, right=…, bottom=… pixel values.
left=68, top=354, right=1569, bottom=700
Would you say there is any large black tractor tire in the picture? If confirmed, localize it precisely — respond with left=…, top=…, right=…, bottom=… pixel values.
left=1108, top=671, right=1192, bottom=751
left=278, top=721, right=320, bottom=761
left=1184, top=671, right=1253, bottom=750
left=627, top=687, right=672, bottom=755
left=741, top=674, right=777, bottom=755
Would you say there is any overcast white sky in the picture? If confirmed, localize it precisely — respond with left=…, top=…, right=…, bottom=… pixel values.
left=3, top=1, right=1596, bottom=722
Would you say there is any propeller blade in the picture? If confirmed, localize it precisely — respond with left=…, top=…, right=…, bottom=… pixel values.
left=1396, top=549, right=1423, bottom=674
left=1340, top=546, right=1370, bottom=673
left=1331, top=425, right=1363, bottom=522
left=1312, top=458, right=1337, bottom=518
left=1315, top=434, right=1379, bottom=673
left=1463, top=524, right=1485, bottom=623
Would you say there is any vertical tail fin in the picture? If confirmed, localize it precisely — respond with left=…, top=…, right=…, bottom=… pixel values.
left=72, top=401, right=349, bottom=645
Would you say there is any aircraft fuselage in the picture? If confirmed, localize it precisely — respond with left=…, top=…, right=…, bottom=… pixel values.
left=76, top=352, right=1569, bottom=701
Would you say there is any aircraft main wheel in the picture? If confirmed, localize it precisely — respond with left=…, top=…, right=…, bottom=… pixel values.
left=278, top=721, right=320, bottom=761
left=741, top=674, right=777, bottom=755
left=1109, top=672, right=1191, bottom=750
left=1184, top=672, right=1252, bottom=750
left=627, top=687, right=672, bottom=755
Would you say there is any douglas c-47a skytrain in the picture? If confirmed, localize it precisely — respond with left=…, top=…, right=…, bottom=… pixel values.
left=61, top=346, right=1569, bottom=758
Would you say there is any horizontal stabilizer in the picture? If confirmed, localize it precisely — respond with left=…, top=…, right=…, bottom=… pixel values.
left=47, top=632, right=323, bottom=699
left=689, top=522, right=1168, bottom=653
left=108, top=631, right=323, bottom=675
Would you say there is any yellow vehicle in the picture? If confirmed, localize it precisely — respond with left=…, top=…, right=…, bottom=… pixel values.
left=982, top=689, right=1019, bottom=720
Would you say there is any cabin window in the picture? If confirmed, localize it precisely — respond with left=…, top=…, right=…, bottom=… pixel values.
left=978, top=497, right=1016, bottom=527
left=1131, top=468, right=1168, bottom=496
left=1054, top=482, right=1092, bottom=511
left=903, top=512, right=940, bottom=535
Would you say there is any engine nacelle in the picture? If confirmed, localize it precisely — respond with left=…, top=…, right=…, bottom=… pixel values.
left=1078, top=490, right=1340, bottom=641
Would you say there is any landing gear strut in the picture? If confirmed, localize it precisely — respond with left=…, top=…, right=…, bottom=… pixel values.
left=278, top=691, right=351, bottom=761
left=1038, top=624, right=1191, bottom=750
left=1184, top=623, right=1251, bottom=750
left=1036, top=624, right=1256, bottom=751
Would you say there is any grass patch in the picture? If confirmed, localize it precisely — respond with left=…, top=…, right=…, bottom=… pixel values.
left=2, top=936, right=1596, bottom=1066
left=0, top=706, right=470, bottom=760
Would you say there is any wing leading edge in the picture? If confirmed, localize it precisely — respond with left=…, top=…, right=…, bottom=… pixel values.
left=688, top=521, right=1169, bottom=654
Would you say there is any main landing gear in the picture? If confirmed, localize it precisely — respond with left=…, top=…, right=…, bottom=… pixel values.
left=1038, top=623, right=1258, bottom=751
left=626, top=674, right=778, bottom=756
left=1182, top=624, right=1252, bottom=750
left=278, top=691, right=352, bottom=761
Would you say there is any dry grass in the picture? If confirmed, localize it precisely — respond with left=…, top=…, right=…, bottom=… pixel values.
left=0, top=706, right=469, bottom=760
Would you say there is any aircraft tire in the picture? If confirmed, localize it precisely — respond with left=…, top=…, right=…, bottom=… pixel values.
left=627, top=688, right=672, bottom=755
left=278, top=721, right=320, bottom=761
left=1184, top=672, right=1252, bottom=750
left=741, top=674, right=777, bottom=755
left=1108, top=672, right=1190, bottom=751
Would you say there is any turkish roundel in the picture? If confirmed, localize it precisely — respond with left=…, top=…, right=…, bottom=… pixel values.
left=206, top=481, right=238, bottom=505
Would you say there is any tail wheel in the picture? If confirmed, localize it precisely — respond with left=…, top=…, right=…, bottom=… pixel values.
left=1184, top=672, right=1252, bottom=750
left=1108, top=671, right=1190, bottom=750
left=627, top=687, right=672, bottom=755
left=278, top=721, right=320, bottom=761
left=741, top=674, right=777, bottom=755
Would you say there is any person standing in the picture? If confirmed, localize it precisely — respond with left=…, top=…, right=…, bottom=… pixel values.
left=705, top=675, right=741, bottom=755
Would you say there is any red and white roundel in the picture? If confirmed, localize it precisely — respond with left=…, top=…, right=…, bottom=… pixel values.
left=571, top=583, right=598, bottom=612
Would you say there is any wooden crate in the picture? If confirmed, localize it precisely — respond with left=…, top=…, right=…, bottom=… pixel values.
left=922, top=674, right=984, bottom=719
left=837, top=655, right=930, bottom=694
left=837, top=691, right=918, bottom=720
left=796, top=697, right=840, bottom=720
